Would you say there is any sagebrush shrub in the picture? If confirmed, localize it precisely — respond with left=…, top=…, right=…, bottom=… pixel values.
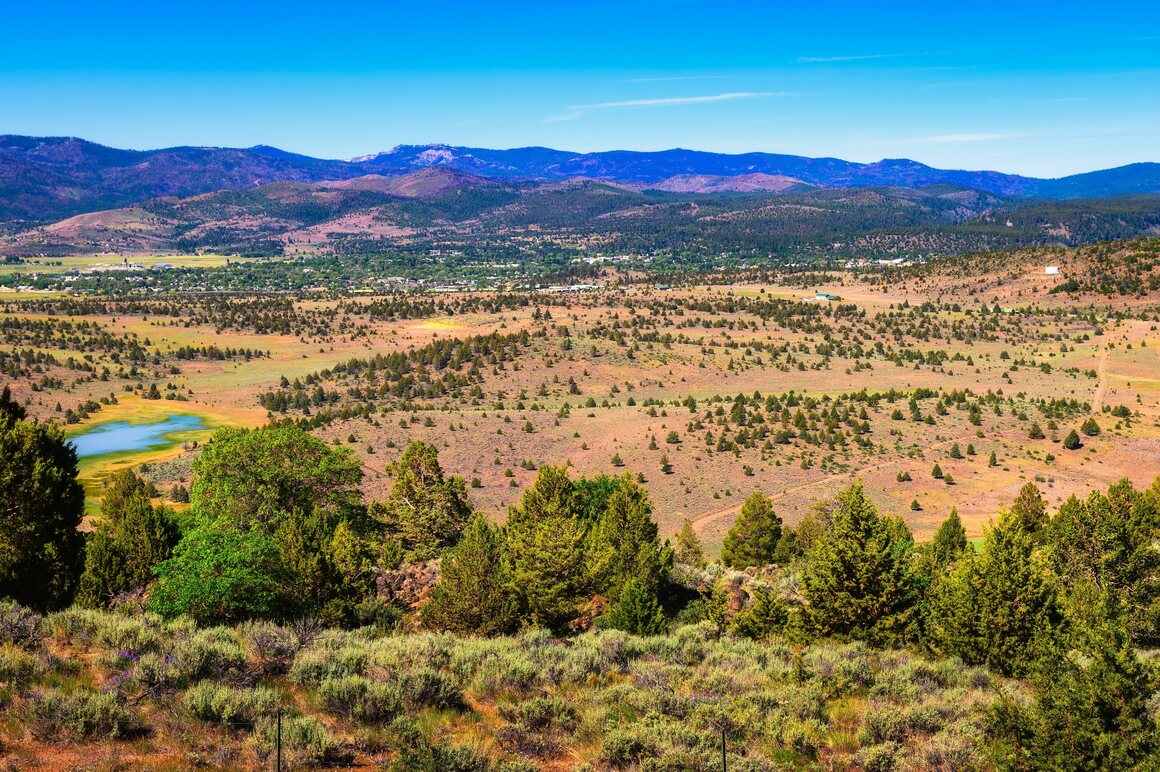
left=239, top=621, right=298, bottom=674
left=398, top=667, right=462, bottom=709
left=317, top=675, right=402, bottom=723
left=172, top=628, right=248, bottom=685
left=25, top=689, right=143, bottom=740
left=0, top=601, right=42, bottom=647
left=254, top=714, right=339, bottom=767
left=289, top=642, right=368, bottom=686
left=184, top=680, right=280, bottom=727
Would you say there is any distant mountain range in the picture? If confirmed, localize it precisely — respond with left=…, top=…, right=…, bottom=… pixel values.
left=2, top=135, right=1159, bottom=223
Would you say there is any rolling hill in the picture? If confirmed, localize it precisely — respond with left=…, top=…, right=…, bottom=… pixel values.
left=5, top=165, right=1159, bottom=261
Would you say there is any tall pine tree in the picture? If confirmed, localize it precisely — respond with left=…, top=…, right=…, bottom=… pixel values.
left=77, top=470, right=180, bottom=607
left=422, top=514, right=517, bottom=635
left=505, top=466, right=587, bottom=630
left=928, top=509, right=1062, bottom=676
left=585, top=474, right=671, bottom=602
left=801, top=481, right=918, bottom=644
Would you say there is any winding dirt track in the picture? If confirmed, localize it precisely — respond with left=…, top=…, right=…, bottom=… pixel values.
left=690, top=430, right=982, bottom=534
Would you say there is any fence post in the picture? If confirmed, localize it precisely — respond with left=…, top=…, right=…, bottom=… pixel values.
left=276, top=709, right=282, bottom=772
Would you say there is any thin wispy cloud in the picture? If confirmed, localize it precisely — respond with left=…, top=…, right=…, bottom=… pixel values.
left=569, top=92, right=789, bottom=110
left=543, top=90, right=789, bottom=124
left=797, top=53, right=902, bottom=63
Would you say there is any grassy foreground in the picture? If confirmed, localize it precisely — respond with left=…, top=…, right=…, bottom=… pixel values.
left=0, top=603, right=1001, bottom=770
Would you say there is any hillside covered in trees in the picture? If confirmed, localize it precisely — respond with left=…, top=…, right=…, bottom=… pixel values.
left=2, top=384, right=1160, bottom=769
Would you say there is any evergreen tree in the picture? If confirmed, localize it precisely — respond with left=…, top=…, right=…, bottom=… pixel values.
left=1046, top=481, right=1160, bottom=645
left=1081, top=417, right=1102, bottom=437
left=603, top=578, right=667, bottom=636
left=928, top=510, right=1062, bottom=676
left=731, top=586, right=789, bottom=640
left=77, top=470, right=180, bottom=607
left=721, top=490, right=783, bottom=569
left=989, top=606, right=1158, bottom=770
left=801, top=481, right=918, bottom=644
left=0, top=409, right=85, bottom=610
left=275, top=506, right=375, bottom=625
left=928, top=508, right=970, bottom=571
left=372, top=441, right=472, bottom=560
left=586, top=474, right=671, bottom=601
left=673, top=518, right=707, bottom=568
left=422, top=514, right=518, bottom=635
left=0, top=385, right=25, bottom=423
left=505, top=466, right=587, bottom=630
left=1063, top=429, right=1082, bottom=450
left=573, top=474, right=620, bottom=521
left=1009, top=482, right=1048, bottom=535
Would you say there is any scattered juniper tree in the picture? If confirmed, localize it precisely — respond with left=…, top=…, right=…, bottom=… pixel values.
left=721, top=490, right=783, bottom=569
left=928, top=509, right=1063, bottom=676
left=674, top=518, right=707, bottom=568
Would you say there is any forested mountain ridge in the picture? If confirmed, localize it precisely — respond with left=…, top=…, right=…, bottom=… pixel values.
left=6, top=167, right=1160, bottom=261
left=2, top=134, right=1158, bottom=223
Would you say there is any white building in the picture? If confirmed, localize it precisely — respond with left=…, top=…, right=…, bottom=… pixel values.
left=1045, top=266, right=1060, bottom=275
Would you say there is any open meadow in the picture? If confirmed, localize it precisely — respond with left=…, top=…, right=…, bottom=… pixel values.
left=3, top=239, right=1158, bottom=549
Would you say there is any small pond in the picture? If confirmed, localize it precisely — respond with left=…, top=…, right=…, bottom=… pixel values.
left=70, top=414, right=207, bottom=458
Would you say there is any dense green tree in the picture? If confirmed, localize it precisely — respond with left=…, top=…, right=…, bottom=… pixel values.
left=0, top=409, right=85, bottom=610
left=149, top=526, right=298, bottom=624
left=1063, top=429, right=1082, bottom=450
left=586, top=474, right=671, bottom=601
left=1009, top=481, right=1048, bottom=535
left=791, top=496, right=837, bottom=554
left=573, top=474, right=620, bottom=521
left=928, top=510, right=1062, bottom=676
left=1081, top=417, right=1102, bottom=437
left=917, top=508, right=971, bottom=593
left=191, top=425, right=364, bottom=532
left=721, top=490, right=783, bottom=569
left=673, top=518, right=707, bottom=568
left=505, top=466, right=587, bottom=630
left=801, top=481, right=918, bottom=644
left=603, top=578, right=667, bottom=636
left=372, top=441, right=472, bottom=560
left=989, top=607, right=1158, bottom=771
left=928, top=508, right=969, bottom=570
left=1046, top=481, right=1160, bottom=644
left=77, top=470, right=180, bottom=607
left=275, top=507, right=376, bottom=625
left=422, top=514, right=518, bottom=635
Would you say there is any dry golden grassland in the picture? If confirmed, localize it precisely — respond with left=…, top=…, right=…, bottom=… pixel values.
left=2, top=257, right=1157, bottom=551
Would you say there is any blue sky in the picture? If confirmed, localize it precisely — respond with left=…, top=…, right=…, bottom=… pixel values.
left=2, top=1, right=1157, bottom=177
